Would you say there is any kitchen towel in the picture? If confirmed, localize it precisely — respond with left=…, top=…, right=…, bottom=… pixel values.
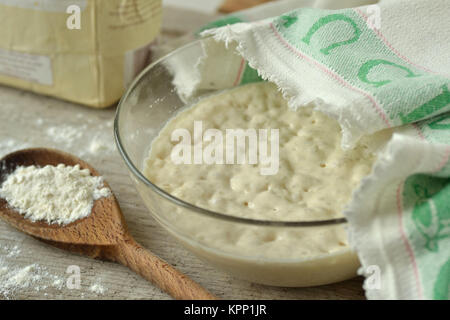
left=195, top=0, right=450, bottom=299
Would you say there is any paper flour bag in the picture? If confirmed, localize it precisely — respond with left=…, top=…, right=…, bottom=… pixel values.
left=0, top=0, right=162, bottom=108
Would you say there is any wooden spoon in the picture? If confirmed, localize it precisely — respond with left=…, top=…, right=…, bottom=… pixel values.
left=0, top=148, right=216, bottom=300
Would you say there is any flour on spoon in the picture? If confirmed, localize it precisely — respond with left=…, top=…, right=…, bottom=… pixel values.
left=0, top=164, right=111, bottom=225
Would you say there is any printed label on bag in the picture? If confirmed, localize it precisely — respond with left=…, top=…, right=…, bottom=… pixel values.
left=0, top=48, right=53, bottom=86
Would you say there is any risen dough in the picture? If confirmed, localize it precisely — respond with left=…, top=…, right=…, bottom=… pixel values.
left=142, top=82, right=391, bottom=286
left=146, top=82, right=389, bottom=221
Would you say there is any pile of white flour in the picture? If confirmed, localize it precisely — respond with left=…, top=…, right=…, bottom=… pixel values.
left=0, top=164, right=111, bottom=225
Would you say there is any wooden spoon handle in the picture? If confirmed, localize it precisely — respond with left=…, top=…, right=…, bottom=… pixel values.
left=114, top=238, right=216, bottom=300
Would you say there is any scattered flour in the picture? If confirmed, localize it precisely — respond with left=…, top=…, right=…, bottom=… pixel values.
left=89, top=283, right=106, bottom=295
left=0, top=263, right=65, bottom=298
left=88, top=135, right=116, bottom=155
left=6, top=245, right=21, bottom=258
left=0, top=244, right=21, bottom=259
left=44, top=122, right=115, bottom=157
left=52, top=278, right=64, bottom=288
left=45, top=125, right=85, bottom=147
left=0, top=244, right=110, bottom=299
left=0, top=266, right=8, bottom=276
left=0, top=245, right=64, bottom=299
left=0, top=164, right=111, bottom=225
left=7, top=264, right=42, bottom=289
left=1, top=118, right=115, bottom=162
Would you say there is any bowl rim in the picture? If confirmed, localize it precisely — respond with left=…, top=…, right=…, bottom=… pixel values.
left=114, top=38, right=347, bottom=228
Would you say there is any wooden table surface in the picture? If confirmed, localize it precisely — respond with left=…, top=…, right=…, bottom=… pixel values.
left=0, top=4, right=365, bottom=300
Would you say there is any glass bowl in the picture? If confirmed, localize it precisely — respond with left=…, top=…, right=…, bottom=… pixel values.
left=114, top=38, right=359, bottom=287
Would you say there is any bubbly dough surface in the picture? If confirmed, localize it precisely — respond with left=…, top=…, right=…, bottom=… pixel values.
left=144, top=82, right=390, bottom=222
